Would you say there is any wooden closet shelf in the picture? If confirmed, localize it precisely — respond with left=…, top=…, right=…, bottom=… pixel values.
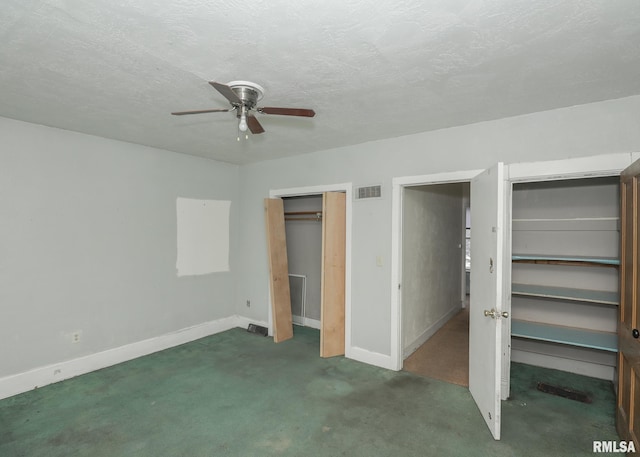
left=511, top=320, right=618, bottom=353
left=512, top=254, right=620, bottom=267
left=512, top=283, right=619, bottom=306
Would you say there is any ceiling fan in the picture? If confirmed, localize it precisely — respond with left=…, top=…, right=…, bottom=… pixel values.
left=171, top=81, right=315, bottom=136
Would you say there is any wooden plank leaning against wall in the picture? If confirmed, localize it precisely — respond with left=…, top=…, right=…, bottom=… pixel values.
left=264, top=198, right=294, bottom=342
left=321, top=192, right=346, bottom=358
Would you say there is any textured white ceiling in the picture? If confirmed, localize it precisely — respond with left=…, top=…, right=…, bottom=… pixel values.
left=1, top=0, right=639, bottom=164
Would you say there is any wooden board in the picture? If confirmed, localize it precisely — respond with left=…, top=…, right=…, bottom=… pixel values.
left=511, top=283, right=619, bottom=306
left=511, top=320, right=617, bottom=352
left=264, top=198, right=293, bottom=343
left=320, top=192, right=346, bottom=358
left=617, top=159, right=640, bottom=446
left=512, top=253, right=620, bottom=266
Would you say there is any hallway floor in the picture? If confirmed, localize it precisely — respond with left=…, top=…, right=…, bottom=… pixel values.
left=404, top=307, right=469, bottom=386
left=1, top=326, right=618, bottom=456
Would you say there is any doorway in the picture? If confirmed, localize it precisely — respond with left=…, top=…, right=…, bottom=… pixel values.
left=390, top=169, right=483, bottom=373
left=283, top=195, right=323, bottom=330
left=266, top=183, right=353, bottom=358
left=400, top=182, right=471, bottom=386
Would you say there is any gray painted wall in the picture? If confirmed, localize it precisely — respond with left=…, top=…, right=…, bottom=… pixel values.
left=402, top=184, right=464, bottom=353
left=4, top=94, right=638, bottom=380
left=236, top=95, right=640, bottom=359
left=283, top=195, right=323, bottom=321
left=1, top=118, right=239, bottom=377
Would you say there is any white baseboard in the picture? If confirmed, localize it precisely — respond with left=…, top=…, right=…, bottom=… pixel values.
left=348, top=346, right=395, bottom=371
left=292, top=317, right=321, bottom=330
left=403, top=305, right=461, bottom=359
left=0, top=315, right=263, bottom=401
left=1, top=315, right=394, bottom=400
left=235, top=315, right=269, bottom=332
left=511, top=349, right=614, bottom=381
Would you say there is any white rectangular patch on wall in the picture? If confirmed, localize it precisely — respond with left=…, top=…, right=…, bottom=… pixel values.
left=176, top=198, right=230, bottom=276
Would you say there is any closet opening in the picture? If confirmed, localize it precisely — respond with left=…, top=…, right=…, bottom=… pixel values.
left=510, top=176, right=620, bottom=383
left=265, top=186, right=350, bottom=358
left=283, top=195, right=324, bottom=331
left=400, top=181, right=471, bottom=387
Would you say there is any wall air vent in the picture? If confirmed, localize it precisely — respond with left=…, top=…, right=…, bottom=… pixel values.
left=356, top=185, right=382, bottom=200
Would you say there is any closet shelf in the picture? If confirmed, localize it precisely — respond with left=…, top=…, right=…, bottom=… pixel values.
left=512, top=218, right=619, bottom=232
left=512, top=283, right=619, bottom=306
left=511, top=320, right=618, bottom=353
left=512, top=254, right=620, bottom=267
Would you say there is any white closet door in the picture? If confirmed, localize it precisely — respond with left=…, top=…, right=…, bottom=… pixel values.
left=469, top=162, right=506, bottom=440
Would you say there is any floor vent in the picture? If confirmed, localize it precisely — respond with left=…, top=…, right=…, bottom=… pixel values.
left=247, top=323, right=268, bottom=337
left=356, top=185, right=381, bottom=199
left=536, top=382, right=592, bottom=403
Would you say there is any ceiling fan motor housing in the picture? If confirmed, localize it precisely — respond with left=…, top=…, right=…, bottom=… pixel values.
left=228, top=81, right=264, bottom=111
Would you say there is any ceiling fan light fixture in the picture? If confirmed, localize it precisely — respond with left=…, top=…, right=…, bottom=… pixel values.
left=238, top=113, right=248, bottom=132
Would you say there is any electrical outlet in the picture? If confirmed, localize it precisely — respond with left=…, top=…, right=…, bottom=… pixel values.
left=72, top=331, right=82, bottom=343
left=246, top=300, right=251, bottom=307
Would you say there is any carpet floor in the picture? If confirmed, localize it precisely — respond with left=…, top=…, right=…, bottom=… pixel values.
left=0, top=326, right=618, bottom=456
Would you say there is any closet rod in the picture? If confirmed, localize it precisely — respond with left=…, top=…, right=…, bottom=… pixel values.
left=285, top=217, right=322, bottom=221
left=284, top=211, right=323, bottom=216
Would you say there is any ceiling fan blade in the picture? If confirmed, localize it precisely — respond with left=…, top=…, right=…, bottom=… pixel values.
left=259, top=107, right=316, bottom=117
left=171, top=108, right=232, bottom=116
left=247, top=114, right=265, bottom=134
left=209, top=81, right=242, bottom=105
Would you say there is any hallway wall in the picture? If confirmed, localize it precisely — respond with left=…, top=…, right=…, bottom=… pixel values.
left=402, top=183, right=464, bottom=357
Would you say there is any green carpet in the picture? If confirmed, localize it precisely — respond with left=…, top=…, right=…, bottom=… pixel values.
left=0, top=326, right=619, bottom=456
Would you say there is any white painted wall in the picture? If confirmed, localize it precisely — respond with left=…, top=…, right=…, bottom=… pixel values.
left=236, top=95, right=640, bottom=367
left=0, top=118, right=239, bottom=379
left=402, top=184, right=464, bottom=356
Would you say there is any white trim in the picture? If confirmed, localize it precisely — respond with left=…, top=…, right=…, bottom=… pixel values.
left=511, top=350, right=614, bottom=381
left=403, top=305, right=462, bottom=359
left=391, top=170, right=482, bottom=371
left=268, top=182, right=352, bottom=198
left=267, top=183, right=353, bottom=359
left=295, top=317, right=321, bottom=330
left=0, top=315, right=251, bottom=401
left=503, top=151, right=633, bottom=393
left=349, top=346, right=395, bottom=370
left=508, top=152, right=633, bottom=182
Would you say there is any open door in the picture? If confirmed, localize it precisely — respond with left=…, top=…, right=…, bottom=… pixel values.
left=469, top=163, right=506, bottom=440
left=264, top=198, right=294, bottom=343
left=617, top=159, right=640, bottom=446
left=320, top=192, right=346, bottom=357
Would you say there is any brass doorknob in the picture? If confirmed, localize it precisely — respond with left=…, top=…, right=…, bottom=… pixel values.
left=484, top=309, right=497, bottom=319
left=484, top=309, right=508, bottom=319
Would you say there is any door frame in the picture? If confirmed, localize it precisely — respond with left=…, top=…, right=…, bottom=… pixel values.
left=391, top=169, right=484, bottom=372
left=505, top=152, right=633, bottom=397
left=268, top=183, right=353, bottom=358
left=390, top=153, right=633, bottom=389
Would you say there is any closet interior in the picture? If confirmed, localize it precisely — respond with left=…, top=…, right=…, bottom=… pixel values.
left=510, top=176, right=620, bottom=381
